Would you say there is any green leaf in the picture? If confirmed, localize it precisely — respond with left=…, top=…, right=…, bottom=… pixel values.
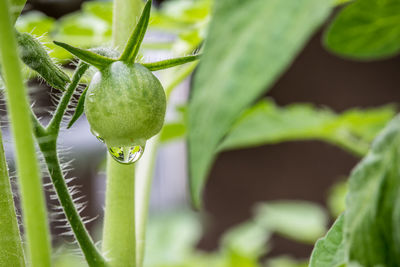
left=142, top=54, right=201, bottom=71
left=82, top=1, right=113, bottom=23
left=119, top=0, right=152, bottom=63
left=324, top=0, right=400, bottom=60
left=188, top=0, right=333, bottom=208
left=309, top=215, right=346, bottom=267
left=67, top=86, right=88, bottom=129
left=255, top=201, right=328, bottom=244
left=218, top=100, right=395, bottom=157
left=54, top=12, right=111, bottom=48
left=53, top=41, right=116, bottom=69
left=266, top=256, right=308, bottom=267
left=327, top=181, right=347, bottom=218
left=343, top=115, right=400, bottom=266
left=144, top=211, right=202, bottom=267
left=160, top=122, right=186, bottom=143
left=221, top=221, right=271, bottom=258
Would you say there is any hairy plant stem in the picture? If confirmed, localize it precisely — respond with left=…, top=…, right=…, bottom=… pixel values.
left=102, top=0, right=143, bottom=266
left=37, top=138, right=106, bottom=267
left=0, top=2, right=51, bottom=266
left=0, top=128, right=26, bottom=267
left=32, top=62, right=107, bottom=267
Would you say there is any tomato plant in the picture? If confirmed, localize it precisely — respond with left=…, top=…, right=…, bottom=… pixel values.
left=1, top=0, right=400, bottom=266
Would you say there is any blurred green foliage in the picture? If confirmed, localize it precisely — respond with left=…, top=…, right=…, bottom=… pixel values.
left=325, top=0, right=400, bottom=60
left=187, top=0, right=334, bottom=208
left=219, top=100, right=395, bottom=157
left=54, top=199, right=326, bottom=267
left=14, top=0, right=400, bottom=266
left=15, top=0, right=209, bottom=62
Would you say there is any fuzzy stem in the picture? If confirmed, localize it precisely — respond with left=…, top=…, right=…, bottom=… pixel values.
left=37, top=138, right=107, bottom=267
left=0, top=127, right=26, bottom=267
left=102, top=0, right=143, bottom=266
left=34, top=61, right=106, bottom=266
left=0, top=2, right=51, bottom=266
left=103, top=156, right=136, bottom=266
left=47, top=62, right=89, bottom=135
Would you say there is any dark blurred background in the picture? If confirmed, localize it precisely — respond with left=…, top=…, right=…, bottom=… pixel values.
left=17, top=0, right=400, bottom=262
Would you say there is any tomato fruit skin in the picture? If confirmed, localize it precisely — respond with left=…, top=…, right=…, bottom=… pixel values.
left=85, top=61, right=166, bottom=147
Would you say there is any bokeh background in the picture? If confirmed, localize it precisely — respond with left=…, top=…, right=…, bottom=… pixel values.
left=8, top=0, right=400, bottom=266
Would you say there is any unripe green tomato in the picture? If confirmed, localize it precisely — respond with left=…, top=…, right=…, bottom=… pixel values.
left=84, top=61, right=166, bottom=147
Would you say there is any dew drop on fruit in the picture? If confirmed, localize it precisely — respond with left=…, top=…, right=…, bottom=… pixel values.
left=90, top=128, right=105, bottom=143
left=108, top=145, right=144, bottom=164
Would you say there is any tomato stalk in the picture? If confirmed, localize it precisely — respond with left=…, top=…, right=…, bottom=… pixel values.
left=102, top=0, right=143, bottom=266
left=0, top=1, right=51, bottom=266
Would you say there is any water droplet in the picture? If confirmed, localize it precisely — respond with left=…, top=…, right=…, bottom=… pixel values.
left=108, top=145, right=144, bottom=164
left=90, top=129, right=104, bottom=143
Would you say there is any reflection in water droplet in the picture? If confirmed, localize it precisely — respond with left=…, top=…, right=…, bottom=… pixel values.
left=108, top=145, right=144, bottom=164
left=90, top=128, right=105, bottom=143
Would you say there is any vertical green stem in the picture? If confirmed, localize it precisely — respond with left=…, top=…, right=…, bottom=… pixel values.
left=102, top=0, right=143, bottom=266
left=112, top=0, right=144, bottom=49
left=0, top=1, right=51, bottom=267
left=135, top=136, right=159, bottom=266
left=0, top=128, right=25, bottom=267
left=10, top=0, right=27, bottom=23
left=103, top=157, right=136, bottom=266
left=136, top=63, right=199, bottom=267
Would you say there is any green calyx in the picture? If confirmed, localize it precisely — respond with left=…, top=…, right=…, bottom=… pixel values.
left=54, top=0, right=200, bottom=154
left=53, top=0, right=201, bottom=72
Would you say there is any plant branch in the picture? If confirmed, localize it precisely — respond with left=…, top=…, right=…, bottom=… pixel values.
left=36, top=137, right=107, bottom=267
left=0, top=2, right=51, bottom=266
left=47, top=61, right=89, bottom=135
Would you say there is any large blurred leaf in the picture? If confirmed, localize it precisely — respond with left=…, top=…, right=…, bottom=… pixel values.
left=54, top=12, right=111, bottom=48
left=327, top=180, right=347, bottom=217
left=221, top=221, right=271, bottom=259
left=309, top=215, right=345, bottom=267
left=266, top=257, right=308, bottom=267
left=144, top=211, right=202, bottom=267
left=344, top=115, right=400, bottom=266
left=255, top=201, right=328, bottom=244
left=188, top=0, right=333, bottom=208
left=324, top=0, right=400, bottom=60
left=311, top=116, right=400, bottom=266
left=219, top=100, right=395, bottom=156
